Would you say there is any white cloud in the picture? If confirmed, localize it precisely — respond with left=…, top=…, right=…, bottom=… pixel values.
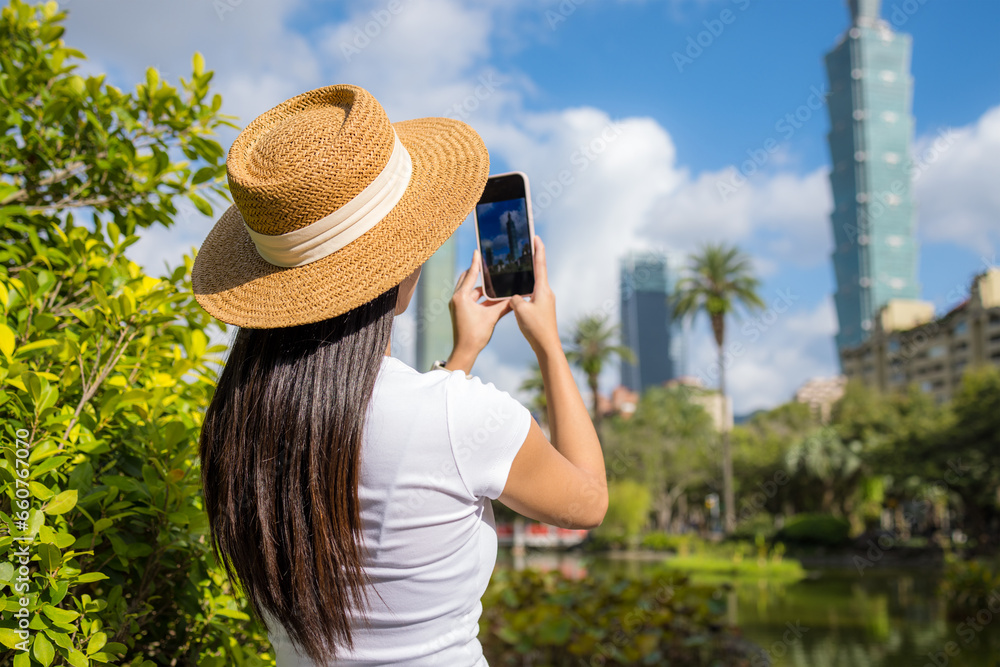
left=914, top=105, right=1000, bottom=256
left=684, top=296, right=838, bottom=415
left=63, top=0, right=998, bottom=416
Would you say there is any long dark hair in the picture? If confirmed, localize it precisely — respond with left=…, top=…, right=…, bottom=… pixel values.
left=199, top=283, right=399, bottom=663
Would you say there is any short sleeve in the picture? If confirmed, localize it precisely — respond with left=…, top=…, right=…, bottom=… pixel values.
left=445, top=371, right=533, bottom=500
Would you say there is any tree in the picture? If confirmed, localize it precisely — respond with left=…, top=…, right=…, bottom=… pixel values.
left=672, top=243, right=764, bottom=534
left=731, top=401, right=815, bottom=518
left=564, top=311, right=635, bottom=439
left=784, top=426, right=864, bottom=517
left=603, top=387, right=716, bottom=532
left=0, top=2, right=269, bottom=663
left=518, top=361, right=547, bottom=427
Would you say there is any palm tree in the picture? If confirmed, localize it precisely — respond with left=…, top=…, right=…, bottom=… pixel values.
left=518, top=361, right=547, bottom=427
left=672, top=243, right=764, bottom=534
left=564, top=312, right=636, bottom=439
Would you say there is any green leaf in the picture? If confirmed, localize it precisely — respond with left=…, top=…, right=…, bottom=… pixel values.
left=0, top=323, right=14, bottom=360
left=192, top=52, right=205, bottom=76
left=67, top=648, right=88, bottom=667
left=0, top=562, right=14, bottom=583
left=87, top=631, right=107, bottom=655
left=0, top=628, right=21, bottom=650
left=192, top=166, right=216, bottom=185
left=33, top=632, right=55, bottom=666
left=43, top=489, right=78, bottom=515
left=41, top=605, right=80, bottom=624
left=46, top=629, right=73, bottom=649
left=189, top=193, right=213, bottom=216
left=29, top=481, right=54, bottom=500
left=38, top=543, right=61, bottom=572
left=15, top=339, right=60, bottom=356
left=146, top=66, right=159, bottom=92
left=76, top=572, right=110, bottom=584
left=30, top=455, right=69, bottom=479
left=67, top=648, right=90, bottom=667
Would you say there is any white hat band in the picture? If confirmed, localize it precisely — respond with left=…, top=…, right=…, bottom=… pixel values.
left=243, top=130, right=413, bottom=268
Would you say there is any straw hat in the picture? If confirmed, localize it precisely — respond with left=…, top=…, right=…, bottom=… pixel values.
left=191, top=84, right=489, bottom=328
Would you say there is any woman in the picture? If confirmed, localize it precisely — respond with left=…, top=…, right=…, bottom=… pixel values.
left=192, top=84, right=607, bottom=666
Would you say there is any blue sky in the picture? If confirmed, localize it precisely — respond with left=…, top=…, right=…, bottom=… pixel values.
left=62, top=0, right=1000, bottom=414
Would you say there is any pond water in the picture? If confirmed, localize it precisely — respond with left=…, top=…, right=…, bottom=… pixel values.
left=495, top=551, right=1000, bottom=667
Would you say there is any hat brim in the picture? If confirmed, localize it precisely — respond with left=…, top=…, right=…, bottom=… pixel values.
left=191, top=117, right=489, bottom=329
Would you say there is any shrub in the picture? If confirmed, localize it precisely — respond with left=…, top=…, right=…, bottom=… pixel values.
left=774, top=513, right=850, bottom=547
left=0, top=3, right=272, bottom=664
left=940, top=558, right=1000, bottom=619
left=594, top=480, right=651, bottom=544
left=480, top=566, right=756, bottom=666
left=640, top=532, right=698, bottom=554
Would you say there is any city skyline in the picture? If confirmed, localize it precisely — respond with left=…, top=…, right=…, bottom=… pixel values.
left=63, top=0, right=1000, bottom=414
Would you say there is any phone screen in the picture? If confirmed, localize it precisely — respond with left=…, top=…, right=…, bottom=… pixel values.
left=475, top=173, right=535, bottom=299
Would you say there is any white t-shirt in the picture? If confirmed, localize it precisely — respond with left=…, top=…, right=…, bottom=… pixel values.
left=261, top=354, right=533, bottom=666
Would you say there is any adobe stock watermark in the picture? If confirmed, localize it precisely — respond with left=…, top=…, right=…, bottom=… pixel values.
left=339, top=0, right=410, bottom=62
left=736, top=469, right=790, bottom=528
left=442, top=72, right=505, bottom=121
left=843, top=126, right=958, bottom=245
left=213, top=0, right=244, bottom=21
left=749, top=621, right=809, bottom=667
left=887, top=0, right=932, bottom=28
left=545, top=0, right=587, bottom=31
left=672, top=0, right=752, bottom=73
left=531, top=121, right=626, bottom=214
left=924, top=587, right=1000, bottom=667
left=717, top=83, right=828, bottom=202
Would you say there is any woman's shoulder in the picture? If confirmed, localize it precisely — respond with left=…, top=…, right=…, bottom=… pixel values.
left=379, top=355, right=524, bottom=409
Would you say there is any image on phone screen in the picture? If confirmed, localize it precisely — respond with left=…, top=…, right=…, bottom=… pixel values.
left=475, top=195, right=534, bottom=298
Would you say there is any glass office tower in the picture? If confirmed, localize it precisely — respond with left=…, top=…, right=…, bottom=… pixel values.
left=825, top=0, right=920, bottom=351
left=620, top=250, right=683, bottom=393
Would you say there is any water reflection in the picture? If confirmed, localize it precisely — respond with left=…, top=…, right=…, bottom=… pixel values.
left=494, top=551, right=999, bottom=667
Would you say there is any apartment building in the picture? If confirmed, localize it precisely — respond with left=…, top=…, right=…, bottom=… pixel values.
left=840, top=268, right=1000, bottom=403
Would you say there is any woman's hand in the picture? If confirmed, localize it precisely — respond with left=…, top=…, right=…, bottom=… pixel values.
left=445, top=248, right=513, bottom=374
left=509, top=236, right=560, bottom=356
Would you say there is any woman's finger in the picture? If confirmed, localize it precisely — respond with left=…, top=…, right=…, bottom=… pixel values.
left=532, top=236, right=547, bottom=288
left=458, top=249, right=480, bottom=294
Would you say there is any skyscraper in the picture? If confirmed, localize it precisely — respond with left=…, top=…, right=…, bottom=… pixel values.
left=415, top=235, right=457, bottom=372
left=505, top=212, right=517, bottom=261
left=825, top=0, right=920, bottom=352
left=620, top=250, right=683, bottom=393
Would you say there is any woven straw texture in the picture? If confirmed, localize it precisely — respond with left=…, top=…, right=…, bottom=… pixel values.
left=192, top=84, right=489, bottom=329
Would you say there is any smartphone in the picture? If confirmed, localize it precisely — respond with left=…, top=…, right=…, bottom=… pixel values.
left=473, top=171, right=536, bottom=300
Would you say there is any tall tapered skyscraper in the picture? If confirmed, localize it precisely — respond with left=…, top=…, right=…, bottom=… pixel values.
left=825, top=0, right=920, bottom=352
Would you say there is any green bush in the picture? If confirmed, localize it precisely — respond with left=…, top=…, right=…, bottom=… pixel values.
left=0, top=2, right=273, bottom=664
left=640, top=532, right=698, bottom=554
left=940, top=558, right=1000, bottom=619
left=594, top=479, right=651, bottom=544
left=480, top=566, right=756, bottom=666
left=730, top=512, right=777, bottom=542
left=774, top=513, right=851, bottom=547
